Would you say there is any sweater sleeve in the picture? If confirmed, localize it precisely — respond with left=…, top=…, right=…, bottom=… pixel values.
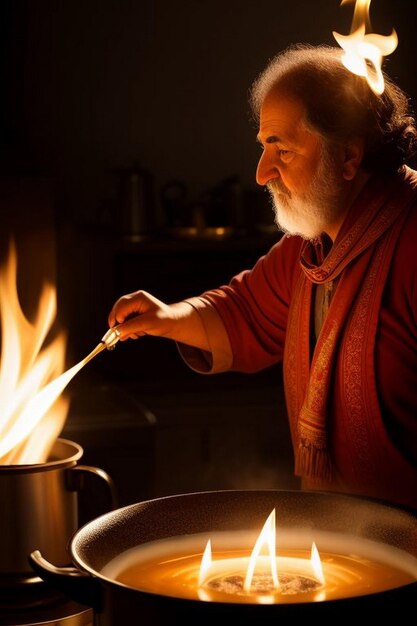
left=178, top=235, right=302, bottom=374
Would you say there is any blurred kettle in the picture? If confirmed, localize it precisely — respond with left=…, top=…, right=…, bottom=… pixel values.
left=119, top=163, right=154, bottom=240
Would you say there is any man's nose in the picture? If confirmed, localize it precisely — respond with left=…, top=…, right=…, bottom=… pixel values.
left=256, top=150, right=279, bottom=186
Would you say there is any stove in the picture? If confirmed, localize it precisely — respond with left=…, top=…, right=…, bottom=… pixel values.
left=0, top=578, right=92, bottom=626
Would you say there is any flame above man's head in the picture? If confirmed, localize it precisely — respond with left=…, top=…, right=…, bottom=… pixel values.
left=333, top=0, right=398, bottom=95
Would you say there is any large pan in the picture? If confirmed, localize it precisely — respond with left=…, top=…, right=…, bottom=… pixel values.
left=30, top=489, right=417, bottom=625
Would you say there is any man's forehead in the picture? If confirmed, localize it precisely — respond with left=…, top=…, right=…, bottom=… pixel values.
left=258, top=90, right=307, bottom=143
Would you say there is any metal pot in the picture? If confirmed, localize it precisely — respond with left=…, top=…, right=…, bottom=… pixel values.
left=30, top=490, right=417, bottom=624
left=0, top=437, right=116, bottom=581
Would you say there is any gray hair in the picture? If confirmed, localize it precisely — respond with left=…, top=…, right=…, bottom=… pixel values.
left=250, top=44, right=417, bottom=173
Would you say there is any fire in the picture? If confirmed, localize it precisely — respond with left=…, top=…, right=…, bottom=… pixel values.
left=0, top=243, right=100, bottom=465
left=198, top=539, right=212, bottom=586
left=311, top=541, right=325, bottom=585
left=243, top=509, right=279, bottom=592
left=333, top=0, right=398, bottom=94
left=198, top=509, right=326, bottom=597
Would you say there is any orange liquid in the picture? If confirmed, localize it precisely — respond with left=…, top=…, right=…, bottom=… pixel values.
left=102, top=531, right=417, bottom=604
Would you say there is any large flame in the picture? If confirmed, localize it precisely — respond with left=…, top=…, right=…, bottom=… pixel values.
left=0, top=243, right=92, bottom=465
left=198, top=509, right=325, bottom=595
left=333, top=0, right=398, bottom=95
left=243, top=509, right=279, bottom=592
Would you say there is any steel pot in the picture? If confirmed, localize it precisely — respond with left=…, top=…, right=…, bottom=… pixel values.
left=30, top=489, right=417, bottom=624
left=0, top=437, right=116, bottom=581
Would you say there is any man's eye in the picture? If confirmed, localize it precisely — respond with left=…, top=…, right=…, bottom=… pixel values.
left=278, top=149, right=293, bottom=162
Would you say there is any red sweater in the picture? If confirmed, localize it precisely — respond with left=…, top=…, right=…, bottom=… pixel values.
left=182, top=172, right=417, bottom=509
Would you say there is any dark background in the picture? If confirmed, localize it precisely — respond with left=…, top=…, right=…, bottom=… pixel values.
left=1, top=0, right=416, bottom=353
left=1, top=0, right=417, bottom=505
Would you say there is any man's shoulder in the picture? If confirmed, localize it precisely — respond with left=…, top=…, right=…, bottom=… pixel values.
left=255, top=233, right=303, bottom=291
left=268, top=233, right=304, bottom=258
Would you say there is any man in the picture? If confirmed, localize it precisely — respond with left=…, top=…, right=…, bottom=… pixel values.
left=108, top=45, right=417, bottom=510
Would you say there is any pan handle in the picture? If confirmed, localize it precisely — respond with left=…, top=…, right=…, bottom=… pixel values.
left=66, top=464, right=118, bottom=518
left=29, top=550, right=101, bottom=609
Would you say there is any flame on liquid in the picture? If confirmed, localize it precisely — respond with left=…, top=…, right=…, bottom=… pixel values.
left=198, top=509, right=325, bottom=594
left=0, top=242, right=83, bottom=465
left=243, top=509, right=279, bottom=592
left=198, top=539, right=212, bottom=586
left=311, top=541, right=325, bottom=585
left=333, top=0, right=398, bottom=95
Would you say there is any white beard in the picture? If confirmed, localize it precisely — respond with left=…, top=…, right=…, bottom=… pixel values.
left=268, top=147, right=347, bottom=240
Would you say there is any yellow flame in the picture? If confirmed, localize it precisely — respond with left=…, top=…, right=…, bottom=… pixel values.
left=0, top=243, right=76, bottom=465
left=0, top=242, right=68, bottom=464
left=311, top=541, right=325, bottom=585
left=333, top=0, right=398, bottom=94
left=198, top=511, right=327, bottom=595
left=198, top=540, right=212, bottom=586
left=243, top=509, right=279, bottom=593
left=0, top=242, right=107, bottom=465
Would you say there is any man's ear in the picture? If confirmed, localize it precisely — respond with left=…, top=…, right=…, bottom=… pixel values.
left=342, top=139, right=365, bottom=180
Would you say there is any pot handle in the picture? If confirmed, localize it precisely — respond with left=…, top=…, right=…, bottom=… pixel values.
left=66, top=464, right=118, bottom=513
left=29, top=550, right=101, bottom=609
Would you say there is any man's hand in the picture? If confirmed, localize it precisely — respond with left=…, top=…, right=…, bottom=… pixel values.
left=108, top=290, right=176, bottom=340
left=107, top=290, right=210, bottom=350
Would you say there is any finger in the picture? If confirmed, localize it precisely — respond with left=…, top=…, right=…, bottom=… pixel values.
left=108, top=309, right=117, bottom=327
left=108, top=297, right=135, bottom=327
left=108, top=291, right=151, bottom=327
left=116, top=316, right=147, bottom=341
left=125, top=331, right=147, bottom=340
left=108, top=298, right=125, bottom=326
left=118, top=327, right=147, bottom=342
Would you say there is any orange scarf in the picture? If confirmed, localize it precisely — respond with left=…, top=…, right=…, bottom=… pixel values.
left=283, top=167, right=417, bottom=482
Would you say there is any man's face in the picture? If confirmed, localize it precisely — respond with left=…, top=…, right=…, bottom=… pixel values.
left=256, top=90, right=348, bottom=240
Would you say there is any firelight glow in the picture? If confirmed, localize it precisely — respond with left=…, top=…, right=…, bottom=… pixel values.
left=243, top=509, right=279, bottom=592
left=102, top=525, right=417, bottom=604
left=0, top=242, right=69, bottom=464
left=311, top=541, right=325, bottom=585
left=198, top=509, right=325, bottom=595
left=333, top=0, right=398, bottom=95
left=198, top=539, right=212, bottom=587
left=0, top=243, right=104, bottom=465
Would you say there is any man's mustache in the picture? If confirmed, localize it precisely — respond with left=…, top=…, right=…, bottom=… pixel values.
left=267, top=179, right=291, bottom=198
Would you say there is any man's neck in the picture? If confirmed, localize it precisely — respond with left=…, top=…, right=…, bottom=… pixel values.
left=326, top=169, right=371, bottom=242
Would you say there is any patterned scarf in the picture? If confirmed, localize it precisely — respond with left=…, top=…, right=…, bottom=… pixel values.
left=283, top=167, right=417, bottom=482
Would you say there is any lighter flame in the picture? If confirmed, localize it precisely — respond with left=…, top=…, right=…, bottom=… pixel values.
left=243, top=509, right=279, bottom=592
left=333, top=0, right=398, bottom=94
left=0, top=242, right=102, bottom=465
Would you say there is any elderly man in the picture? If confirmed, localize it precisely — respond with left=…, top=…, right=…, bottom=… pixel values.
left=108, top=45, right=417, bottom=510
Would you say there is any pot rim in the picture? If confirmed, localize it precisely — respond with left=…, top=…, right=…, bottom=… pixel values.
left=0, top=437, right=83, bottom=473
